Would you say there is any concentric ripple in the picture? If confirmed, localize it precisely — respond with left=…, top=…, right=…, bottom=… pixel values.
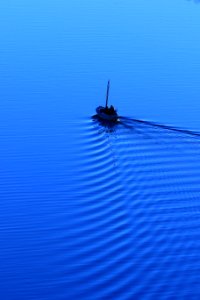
left=67, top=117, right=200, bottom=299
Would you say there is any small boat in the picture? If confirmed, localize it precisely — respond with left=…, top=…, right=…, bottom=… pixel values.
left=96, top=81, right=118, bottom=122
left=96, top=106, right=118, bottom=121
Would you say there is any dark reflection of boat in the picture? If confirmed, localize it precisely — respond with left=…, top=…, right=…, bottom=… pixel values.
left=94, top=81, right=119, bottom=123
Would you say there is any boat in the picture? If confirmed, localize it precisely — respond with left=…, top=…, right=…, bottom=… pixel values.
left=96, top=106, right=118, bottom=121
left=95, top=81, right=118, bottom=122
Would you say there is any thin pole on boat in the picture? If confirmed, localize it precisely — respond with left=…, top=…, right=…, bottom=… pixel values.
left=105, top=80, right=110, bottom=108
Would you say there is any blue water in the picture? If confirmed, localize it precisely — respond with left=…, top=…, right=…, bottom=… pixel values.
left=1, top=0, right=200, bottom=299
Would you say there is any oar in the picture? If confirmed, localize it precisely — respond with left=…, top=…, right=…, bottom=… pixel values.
left=119, top=116, right=200, bottom=138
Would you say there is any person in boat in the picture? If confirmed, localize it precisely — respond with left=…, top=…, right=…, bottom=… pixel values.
left=104, top=105, right=115, bottom=115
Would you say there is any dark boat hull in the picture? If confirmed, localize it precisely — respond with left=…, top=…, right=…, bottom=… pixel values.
left=96, top=106, right=118, bottom=122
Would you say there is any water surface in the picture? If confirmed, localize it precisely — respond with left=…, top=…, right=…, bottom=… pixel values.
left=1, top=0, right=200, bottom=299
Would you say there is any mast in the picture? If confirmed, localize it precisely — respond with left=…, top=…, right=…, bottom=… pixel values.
left=105, top=80, right=110, bottom=108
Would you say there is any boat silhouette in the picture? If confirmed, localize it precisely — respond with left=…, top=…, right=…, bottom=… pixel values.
left=95, top=81, right=118, bottom=122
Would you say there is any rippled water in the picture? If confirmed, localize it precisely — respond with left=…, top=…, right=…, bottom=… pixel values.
left=1, top=0, right=200, bottom=299
left=1, top=112, right=200, bottom=299
left=69, top=118, right=200, bottom=299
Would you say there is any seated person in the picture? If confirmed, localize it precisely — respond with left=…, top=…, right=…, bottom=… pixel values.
left=104, top=105, right=116, bottom=115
